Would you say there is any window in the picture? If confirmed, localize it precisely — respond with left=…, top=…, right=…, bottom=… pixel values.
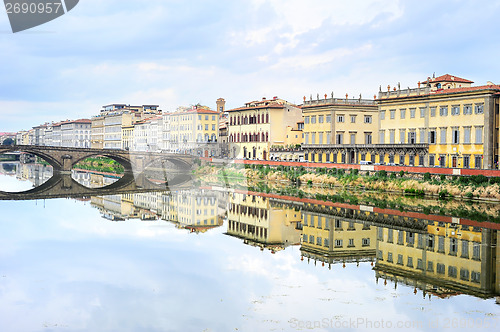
left=335, top=239, right=343, bottom=248
left=419, top=128, right=426, bottom=143
left=387, top=252, right=393, bottom=262
left=389, top=130, right=395, bottom=144
left=429, top=130, right=436, bottom=144
left=430, top=107, right=436, bottom=117
left=436, top=263, right=445, bottom=274
left=212, top=124, right=216, bottom=130
left=326, top=132, right=331, bottom=143
left=337, top=115, right=345, bottom=123
left=387, top=229, right=393, bottom=243
left=390, top=110, right=395, bottom=119
left=448, top=266, right=457, bottom=278
left=472, top=242, right=481, bottom=260
left=451, top=105, right=460, bottom=115
left=362, top=238, right=370, bottom=246
left=438, top=236, right=445, bottom=253
left=350, top=115, right=356, bottom=123
left=365, top=133, right=372, bottom=144
left=336, top=133, right=344, bottom=144
left=417, top=258, right=424, bottom=270
left=309, top=235, right=314, bottom=243
left=379, top=131, right=385, bottom=144
left=348, top=238, right=355, bottom=247
left=399, top=129, right=405, bottom=143
left=406, top=256, right=413, bottom=267
left=464, top=127, right=471, bottom=144
left=440, top=106, right=448, bottom=116
left=318, top=132, right=323, bottom=144
left=400, top=109, right=406, bottom=119
left=408, top=131, right=416, bottom=144
left=335, top=220, right=342, bottom=229
left=475, top=126, right=483, bottom=144
left=316, top=237, right=322, bottom=245
left=377, top=228, right=384, bottom=241
left=305, top=133, right=309, bottom=144
left=397, top=254, right=403, bottom=265
left=311, top=132, right=316, bottom=144
left=471, top=271, right=481, bottom=283
left=474, top=103, right=484, bottom=114
left=318, top=115, right=324, bottom=123
left=427, top=261, right=434, bottom=272
left=461, top=240, right=469, bottom=258
left=452, top=128, right=460, bottom=144
left=350, top=133, right=356, bottom=144
left=397, top=231, right=404, bottom=245
left=205, top=115, right=209, bottom=120
left=410, top=108, right=416, bottom=118
left=311, top=116, right=316, bottom=124
left=380, top=111, right=385, bottom=120
left=326, top=114, right=331, bottom=123
left=463, top=155, right=470, bottom=168
left=440, top=128, right=447, bottom=144
left=449, top=238, right=458, bottom=255
left=304, top=116, right=310, bottom=124
left=364, top=115, right=372, bottom=123
left=440, top=155, right=446, bottom=167
left=324, top=239, right=329, bottom=247
left=464, top=104, right=472, bottom=115
left=420, top=107, right=426, bottom=118
left=475, top=155, right=482, bottom=169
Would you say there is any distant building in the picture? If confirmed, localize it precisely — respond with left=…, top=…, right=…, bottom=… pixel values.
left=169, top=106, right=219, bottom=157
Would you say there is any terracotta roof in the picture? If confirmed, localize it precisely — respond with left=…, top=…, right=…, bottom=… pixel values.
left=425, top=74, right=473, bottom=84
left=432, top=84, right=500, bottom=94
left=227, top=102, right=286, bottom=112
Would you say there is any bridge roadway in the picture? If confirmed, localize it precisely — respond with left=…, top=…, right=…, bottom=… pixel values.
left=0, top=145, right=195, bottom=200
left=0, top=145, right=193, bottom=173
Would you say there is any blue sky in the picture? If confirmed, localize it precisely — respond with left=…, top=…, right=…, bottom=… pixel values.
left=1, top=0, right=500, bottom=132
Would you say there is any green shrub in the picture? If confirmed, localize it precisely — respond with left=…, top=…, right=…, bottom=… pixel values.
left=440, top=174, right=446, bottom=182
left=423, top=172, right=431, bottom=181
left=465, top=192, right=474, bottom=199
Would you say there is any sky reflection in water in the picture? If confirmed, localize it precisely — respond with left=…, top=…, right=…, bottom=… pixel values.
left=0, top=188, right=498, bottom=331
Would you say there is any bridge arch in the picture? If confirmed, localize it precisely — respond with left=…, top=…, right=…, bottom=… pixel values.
left=71, top=153, right=133, bottom=172
left=0, top=146, right=63, bottom=171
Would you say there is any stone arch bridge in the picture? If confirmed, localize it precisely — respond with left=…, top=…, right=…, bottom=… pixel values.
left=0, top=145, right=194, bottom=173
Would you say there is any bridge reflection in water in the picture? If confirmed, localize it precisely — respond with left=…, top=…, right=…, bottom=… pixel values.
left=0, top=145, right=194, bottom=200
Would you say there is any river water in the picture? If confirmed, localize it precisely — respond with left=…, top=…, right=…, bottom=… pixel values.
left=0, top=162, right=498, bottom=331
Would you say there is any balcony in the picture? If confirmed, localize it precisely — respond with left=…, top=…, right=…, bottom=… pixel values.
left=303, top=96, right=377, bottom=107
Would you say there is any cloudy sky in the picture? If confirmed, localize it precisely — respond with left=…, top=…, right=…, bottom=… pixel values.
left=1, top=0, right=500, bottom=132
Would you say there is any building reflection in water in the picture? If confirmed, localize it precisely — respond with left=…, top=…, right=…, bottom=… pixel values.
left=226, top=192, right=302, bottom=253
left=3, top=165, right=499, bottom=301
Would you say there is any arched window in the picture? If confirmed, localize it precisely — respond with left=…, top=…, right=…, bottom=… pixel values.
left=238, top=116, right=241, bottom=125
left=266, top=132, right=269, bottom=142
left=211, top=134, right=216, bottom=142
left=237, top=133, right=240, bottom=142
left=266, top=113, right=269, bottom=123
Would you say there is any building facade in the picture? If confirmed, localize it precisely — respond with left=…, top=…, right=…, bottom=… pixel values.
left=227, top=97, right=302, bottom=160
left=301, top=95, right=379, bottom=163
left=378, top=75, right=500, bottom=169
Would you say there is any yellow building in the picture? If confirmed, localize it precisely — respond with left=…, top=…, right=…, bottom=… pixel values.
left=375, top=220, right=498, bottom=298
left=226, top=192, right=302, bottom=252
left=301, top=94, right=379, bottom=163
left=378, top=74, right=500, bottom=168
left=169, top=106, right=219, bottom=157
left=300, top=204, right=377, bottom=268
left=161, top=189, right=222, bottom=233
left=227, top=97, right=302, bottom=160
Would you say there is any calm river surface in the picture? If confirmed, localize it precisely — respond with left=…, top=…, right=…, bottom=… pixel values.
left=0, top=162, right=498, bottom=331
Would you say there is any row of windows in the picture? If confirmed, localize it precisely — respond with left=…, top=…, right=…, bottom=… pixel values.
left=228, top=220, right=269, bottom=238
left=378, top=251, right=481, bottom=283
left=230, top=113, right=269, bottom=125
left=379, top=127, right=483, bottom=145
left=171, top=115, right=217, bottom=121
left=304, top=114, right=372, bottom=124
left=381, top=104, right=484, bottom=120
left=303, top=235, right=371, bottom=247
left=303, top=132, right=374, bottom=145
left=378, top=229, right=481, bottom=259
left=229, top=132, right=269, bottom=143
